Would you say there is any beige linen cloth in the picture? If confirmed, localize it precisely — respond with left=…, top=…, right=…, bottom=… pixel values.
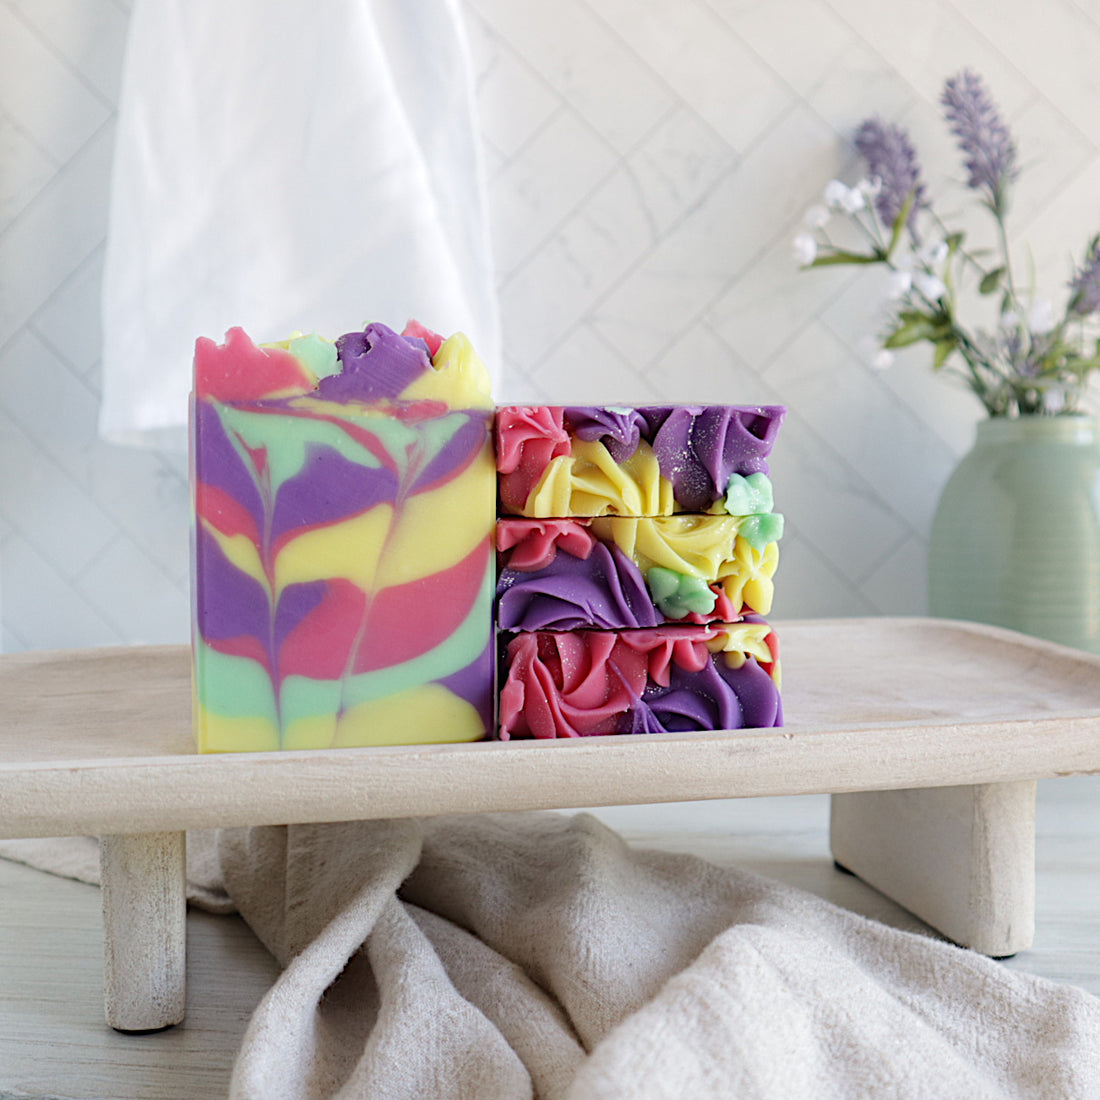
left=4, top=812, right=1100, bottom=1098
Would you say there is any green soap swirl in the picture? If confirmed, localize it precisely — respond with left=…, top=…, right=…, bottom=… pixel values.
left=216, top=401, right=470, bottom=495
left=288, top=333, right=339, bottom=379
left=216, top=403, right=382, bottom=490
left=646, top=565, right=718, bottom=619
left=193, top=637, right=279, bottom=721
left=197, top=562, right=493, bottom=728
left=725, top=472, right=774, bottom=516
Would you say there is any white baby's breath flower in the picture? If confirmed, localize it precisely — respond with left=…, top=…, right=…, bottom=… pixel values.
left=919, top=239, right=949, bottom=266
left=823, top=179, right=850, bottom=209
left=792, top=233, right=817, bottom=266
left=1000, top=310, right=1020, bottom=330
left=872, top=349, right=895, bottom=370
left=858, top=176, right=883, bottom=199
left=1028, top=298, right=1056, bottom=335
left=838, top=186, right=866, bottom=214
left=913, top=272, right=947, bottom=301
left=803, top=204, right=830, bottom=229
left=885, top=270, right=913, bottom=300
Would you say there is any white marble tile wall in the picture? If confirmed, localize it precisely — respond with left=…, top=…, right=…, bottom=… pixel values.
left=2, top=0, right=1099, bottom=649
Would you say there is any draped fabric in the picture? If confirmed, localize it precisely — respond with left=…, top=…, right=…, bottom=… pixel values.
left=99, top=0, right=500, bottom=449
left=3, top=815, right=1100, bottom=1098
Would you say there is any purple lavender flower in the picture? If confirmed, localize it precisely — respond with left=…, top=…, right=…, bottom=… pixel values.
left=854, top=117, right=926, bottom=231
left=940, top=70, right=1018, bottom=212
left=1069, top=237, right=1100, bottom=317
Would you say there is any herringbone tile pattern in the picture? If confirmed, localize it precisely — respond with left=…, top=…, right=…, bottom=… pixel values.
left=0, top=0, right=190, bottom=652
left=2, top=0, right=1098, bottom=648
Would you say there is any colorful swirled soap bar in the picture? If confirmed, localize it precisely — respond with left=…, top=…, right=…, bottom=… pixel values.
left=496, top=405, right=786, bottom=517
left=497, top=620, right=782, bottom=739
left=496, top=515, right=780, bottom=631
left=191, top=321, right=495, bottom=752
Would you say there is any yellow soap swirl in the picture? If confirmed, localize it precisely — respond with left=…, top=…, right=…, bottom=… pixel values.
left=586, top=516, right=779, bottom=616
left=709, top=621, right=779, bottom=685
left=720, top=537, right=779, bottom=617
left=402, top=332, right=494, bottom=410
left=525, top=438, right=674, bottom=517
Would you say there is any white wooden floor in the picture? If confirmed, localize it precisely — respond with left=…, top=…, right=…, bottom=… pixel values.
left=1, top=777, right=1097, bottom=1099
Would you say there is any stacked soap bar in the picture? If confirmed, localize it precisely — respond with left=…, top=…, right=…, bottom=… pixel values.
left=496, top=404, right=785, bottom=517
left=499, top=620, right=780, bottom=738
left=495, top=405, right=785, bottom=739
left=191, top=321, right=496, bottom=752
left=497, top=515, right=777, bottom=631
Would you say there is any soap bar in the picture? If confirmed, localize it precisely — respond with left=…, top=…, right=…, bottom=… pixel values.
left=497, top=620, right=782, bottom=739
left=496, top=405, right=786, bottom=517
left=496, top=515, right=781, bottom=631
left=191, top=322, right=496, bottom=752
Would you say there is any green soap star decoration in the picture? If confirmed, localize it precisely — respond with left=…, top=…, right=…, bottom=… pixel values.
left=739, top=512, right=785, bottom=552
left=647, top=566, right=718, bottom=620
left=725, top=472, right=774, bottom=517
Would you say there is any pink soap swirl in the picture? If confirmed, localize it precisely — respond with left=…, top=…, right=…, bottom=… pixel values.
left=496, top=519, right=595, bottom=572
left=616, top=626, right=715, bottom=685
left=684, top=587, right=737, bottom=625
left=401, top=318, right=444, bottom=356
left=498, top=631, right=648, bottom=739
left=496, top=406, right=572, bottom=514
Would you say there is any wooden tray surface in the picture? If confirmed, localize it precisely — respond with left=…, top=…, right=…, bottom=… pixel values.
left=2, top=618, right=1099, bottom=838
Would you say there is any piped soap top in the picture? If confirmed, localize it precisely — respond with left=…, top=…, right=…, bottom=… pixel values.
left=496, top=404, right=786, bottom=516
left=193, top=320, right=492, bottom=411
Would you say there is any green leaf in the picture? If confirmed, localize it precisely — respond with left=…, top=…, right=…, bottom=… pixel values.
left=933, top=338, right=957, bottom=369
left=884, top=312, right=953, bottom=349
left=884, top=316, right=936, bottom=348
left=808, top=250, right=885, bottom=267
left=887, top=191, right=916, bottom=258
left=979, top=267, right=1004, bottom=295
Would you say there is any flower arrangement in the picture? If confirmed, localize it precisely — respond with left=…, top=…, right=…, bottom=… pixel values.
left=795, top=70, right=1100, bottom=417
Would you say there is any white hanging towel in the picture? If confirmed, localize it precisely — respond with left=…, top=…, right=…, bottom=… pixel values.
left=99, top=0, right=500, bottom=449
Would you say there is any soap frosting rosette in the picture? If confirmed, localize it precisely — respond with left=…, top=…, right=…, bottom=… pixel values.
left=496, top=520, right=660, bottom=631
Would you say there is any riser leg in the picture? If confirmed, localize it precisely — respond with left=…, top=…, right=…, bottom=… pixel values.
left=830, top=782, right=1036, bottom=957
left=100, top=831, right=187, bottom=1031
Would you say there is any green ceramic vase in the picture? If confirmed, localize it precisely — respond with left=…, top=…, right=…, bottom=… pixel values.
left=929, top=415, right=1100, bottom=654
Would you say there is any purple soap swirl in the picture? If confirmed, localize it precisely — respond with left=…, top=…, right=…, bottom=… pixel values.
left=563, top=406, right=649, bottom=462
left=412, top=413, right=494, bottom=494
left=643, top=406, right=786, bottom=513
left=497, top=541, right=659, bottom=631
left=194, top=526, right=329, bottom=674
left=437, top=639, right=495, bottom=730
left=328, top=322, right=431, bottom=402
left=271, top=446, right=399, bottom=543
left=192, top=398, right=268, bottom=537
left=558, top=405, right=785, bottom=511
left=632, top=655, right=782, bottom=733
